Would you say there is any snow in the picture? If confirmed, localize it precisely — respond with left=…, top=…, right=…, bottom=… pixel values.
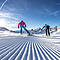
left=0, top=31, right=28, bottom=37
left=0, top=30, right=60, bottom=60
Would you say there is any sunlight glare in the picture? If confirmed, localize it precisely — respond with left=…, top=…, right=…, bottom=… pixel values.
left=0, top=19, right=6, bottom=27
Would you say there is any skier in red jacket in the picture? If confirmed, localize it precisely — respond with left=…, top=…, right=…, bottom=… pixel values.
left=18, top=20, right=30, bottom=35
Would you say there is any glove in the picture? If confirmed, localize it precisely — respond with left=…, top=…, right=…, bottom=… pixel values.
left=41, top=29, right=43, bottom=32
left=25, top=25, right=26, bottom=27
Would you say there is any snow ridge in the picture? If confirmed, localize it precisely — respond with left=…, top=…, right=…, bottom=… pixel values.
left=0, top=36, right=60, bottom=60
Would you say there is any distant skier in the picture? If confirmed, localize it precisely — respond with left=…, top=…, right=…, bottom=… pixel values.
left=18, top=20, right=30, bottom=35
left=42, top=24, right=50, bottom=36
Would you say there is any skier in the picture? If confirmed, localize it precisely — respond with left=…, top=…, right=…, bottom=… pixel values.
left=18, top=20, right=30, bottom=35
left=42, top=24, right=50, bottom=36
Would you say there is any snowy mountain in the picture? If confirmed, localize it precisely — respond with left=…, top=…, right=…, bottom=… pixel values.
left=0, top=27, right=19, bottom=33
left=30, top=28, right=44, bottom=34
left=0, top=27, right=9, bottom=31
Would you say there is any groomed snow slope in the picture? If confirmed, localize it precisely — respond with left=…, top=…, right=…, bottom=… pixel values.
left=0, top=34, right=60, bottom=60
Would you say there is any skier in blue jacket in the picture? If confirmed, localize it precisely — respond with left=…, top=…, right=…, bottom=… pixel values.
left=42, top=24, right=50, bottom=36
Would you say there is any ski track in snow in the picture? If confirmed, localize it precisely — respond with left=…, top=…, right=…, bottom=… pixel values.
left=0, top=36, right=60, bottom=60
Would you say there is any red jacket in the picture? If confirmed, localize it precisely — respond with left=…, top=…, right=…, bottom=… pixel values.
left=18, top=21, right=26, bottom=28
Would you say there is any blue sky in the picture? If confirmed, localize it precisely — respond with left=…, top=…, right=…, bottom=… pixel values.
left=0, top=0, right=60, bottom=30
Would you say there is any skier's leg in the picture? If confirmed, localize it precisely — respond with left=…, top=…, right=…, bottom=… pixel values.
left=20, top=27, right=22, bottom=34
left=20, top=25, right=22, bottom=34
left=48, top=28, right=50, bottom=36
left=46, top=29, right=47, bottom=36
left=22, top=26, right=30, bottom=35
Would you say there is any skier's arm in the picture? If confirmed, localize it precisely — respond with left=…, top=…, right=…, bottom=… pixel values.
left=42, top=26, right=45, bottom=30
left=18, top=23, right=20, bottom=28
